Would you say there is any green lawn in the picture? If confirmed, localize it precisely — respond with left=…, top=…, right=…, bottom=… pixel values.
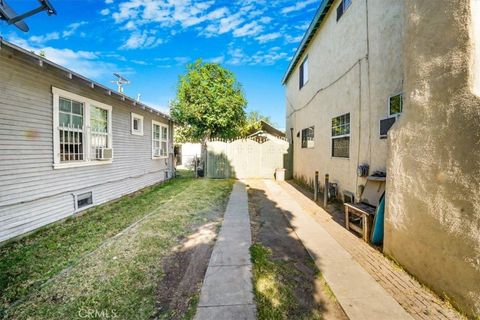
left=0, top=173, right=233, bottom=319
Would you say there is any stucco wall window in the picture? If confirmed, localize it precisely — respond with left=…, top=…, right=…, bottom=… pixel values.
left=299, top=57, right=309, bottom=89
left=389, top=93, right=403, bottom=115
left=301, top=126, right=315, bottom=148
left=337, top=0, right=352, bottom=21
left=331, top=113, right=350, bottom=158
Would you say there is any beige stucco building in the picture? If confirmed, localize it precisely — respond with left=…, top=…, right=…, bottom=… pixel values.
left=284, top=0, right=403, bottom=201
left=284, top=0, right=479, bottom=317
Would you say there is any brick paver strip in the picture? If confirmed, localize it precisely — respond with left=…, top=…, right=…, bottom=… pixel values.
left=195, top=182, right=256, bottom=320
left=275, top=180, right=463, bottom=320
left=262, top=179, right=413, bottom=319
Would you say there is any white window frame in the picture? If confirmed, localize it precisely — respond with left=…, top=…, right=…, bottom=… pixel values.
left=152, top=120, right=169, bottom=159
left=131, top=112, right=144, bottom=136
left=331, top=113, right=351, bottom=159
left=52, top=87, right=113, bottom=169
left=74, top=191, right=95, bottom=212
left=388, top=92, right=403, bottom=116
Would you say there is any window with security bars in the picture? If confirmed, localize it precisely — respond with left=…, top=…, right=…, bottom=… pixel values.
left=152, top=121, right=168, bottom=158
left=301, top=126, right=314, bottom=148
left=53, top=87, right=112, bottom=167
left=90, top=106, right=109, bottom=159
left=59, top=97, right=84, bottom=162
left=331, top=113, right=350, bottom=158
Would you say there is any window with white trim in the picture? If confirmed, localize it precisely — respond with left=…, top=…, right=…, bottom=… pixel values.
left=152, top=120, right=168, bottom=158
left=53, top=88, right=113, bottom=168
left=131, top=112, right=144, bottom=136
left=331, top=113, right=350, bottom=158
left=389, top=93, right=403, bottom=115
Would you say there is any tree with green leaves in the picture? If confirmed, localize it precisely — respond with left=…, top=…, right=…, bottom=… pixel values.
left=240, top=111, right=272, bottom=136
left=171, top=60, right=247, bottom=143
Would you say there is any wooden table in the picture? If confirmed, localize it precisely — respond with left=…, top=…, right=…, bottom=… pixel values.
left=344, top=203, right=376, bottom=242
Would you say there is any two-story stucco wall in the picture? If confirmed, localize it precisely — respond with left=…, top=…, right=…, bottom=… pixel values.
left=0, top=44, right=173, bottom=243
left=285, top=0, right=403, bottom=200
left=384, top=0, right=480, bottom=317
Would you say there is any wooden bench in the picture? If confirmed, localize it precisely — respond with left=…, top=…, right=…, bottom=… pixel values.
left=344, top=202, right=376, bottom=242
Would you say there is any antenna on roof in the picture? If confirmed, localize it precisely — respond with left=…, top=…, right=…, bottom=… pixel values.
left=136, top=94, right=141, bottom=102
left=0, top=0, right=57, bottom=32
left=111, top=73, right=129, bottom=93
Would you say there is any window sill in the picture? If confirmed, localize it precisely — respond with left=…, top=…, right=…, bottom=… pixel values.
left=152, top=156, right=168, bottom=160
left=53, top=160, right=113, bottom=170
left=131, top=131, right=144, bottom=136
left=331, top=156, right=350, bottom=160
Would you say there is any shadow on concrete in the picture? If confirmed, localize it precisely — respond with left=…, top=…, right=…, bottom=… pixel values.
left=285, top=180, right=347, bottom=227
left=247, top=181, right=347, bottom=320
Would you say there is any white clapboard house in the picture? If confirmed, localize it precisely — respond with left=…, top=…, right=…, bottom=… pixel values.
left=0, top=38, right=174, bottom=243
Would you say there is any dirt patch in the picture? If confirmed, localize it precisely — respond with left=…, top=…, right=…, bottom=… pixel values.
left=153, top=221, right=221, bottom=320
left=247, top=180, right=348, bottom=320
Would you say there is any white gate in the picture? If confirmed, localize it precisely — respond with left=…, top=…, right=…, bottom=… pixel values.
left=205, top=138, right=289, bottom=179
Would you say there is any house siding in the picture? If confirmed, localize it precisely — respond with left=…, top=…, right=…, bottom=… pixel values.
left=0, top=45, right=173, bottom=243
left=285, top=0, right=404, bottom=200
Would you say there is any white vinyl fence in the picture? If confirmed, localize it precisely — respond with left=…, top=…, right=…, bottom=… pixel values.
left=205, top=138, right=289, bottom=179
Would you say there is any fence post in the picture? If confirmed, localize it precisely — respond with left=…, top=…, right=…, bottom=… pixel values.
left=324, top=174, right=329, bottom=207
left=314, top=171, right=319, bottom=201
left=194, top=155, right=198, bottom=178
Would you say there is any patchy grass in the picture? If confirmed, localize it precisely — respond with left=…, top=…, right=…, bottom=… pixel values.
left=0, top=174, right=233, bottom=319
left=250, top=244, right=324, bottom=320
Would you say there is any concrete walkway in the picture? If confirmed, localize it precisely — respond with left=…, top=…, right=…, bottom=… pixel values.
left=263, top=179, right=413, bottom=320
left=195, top=182, right=256, bottom=320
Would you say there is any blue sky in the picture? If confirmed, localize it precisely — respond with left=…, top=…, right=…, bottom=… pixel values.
left=1, top=0, right=319, bottom=128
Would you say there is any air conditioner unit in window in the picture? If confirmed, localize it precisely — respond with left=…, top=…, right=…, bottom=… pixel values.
left=379, top=115, right=400, bottom=139
left=96, top=148, right=113, bottom=160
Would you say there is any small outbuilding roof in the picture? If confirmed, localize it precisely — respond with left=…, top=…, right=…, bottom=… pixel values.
left=0, top=37, right=171, bottom=120
left=282, top=0, right=335, bottom=84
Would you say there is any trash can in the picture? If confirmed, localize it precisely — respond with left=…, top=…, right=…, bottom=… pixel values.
left=275, top=168, right=286, bottom=181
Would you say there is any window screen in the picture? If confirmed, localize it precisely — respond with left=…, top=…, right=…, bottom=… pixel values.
left=76, top=192, right=93, bottom=209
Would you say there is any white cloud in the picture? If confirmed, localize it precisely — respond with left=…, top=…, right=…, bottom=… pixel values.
left=120, top=30, right=163, bottom=49
left=105, top=0, right=114, bottom=3
left=29, top=32, right=60, bottom=44
left=256, top=32, right=281, bottom=43
left=281, top=0, right=317, bottom=14
left=26, top=21, right=87, bottom=44
left=62, top=21, right=88, bottom=38
left=142, top=101, right=170, bottom=114
left=285, top=34, right=304, bottom=44
left=233, top=21, right=263, bottom=37
left=100, top=8, right=110, bottom=16
left=7, top=35, right=115, bottom=79
left=207, top=56, right=225, bottom=64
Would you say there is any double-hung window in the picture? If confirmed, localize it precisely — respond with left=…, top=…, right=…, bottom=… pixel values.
left=53, top=87, right=112, bottom=168
left=331, top=113, right=350, bottom=158
left=152, top=120, right=169, bottom=158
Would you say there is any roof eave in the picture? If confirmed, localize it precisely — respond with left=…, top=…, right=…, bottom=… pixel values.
left=281, top=0, right=335, bottom=85
left=0, top=37, right=172, bottom=121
